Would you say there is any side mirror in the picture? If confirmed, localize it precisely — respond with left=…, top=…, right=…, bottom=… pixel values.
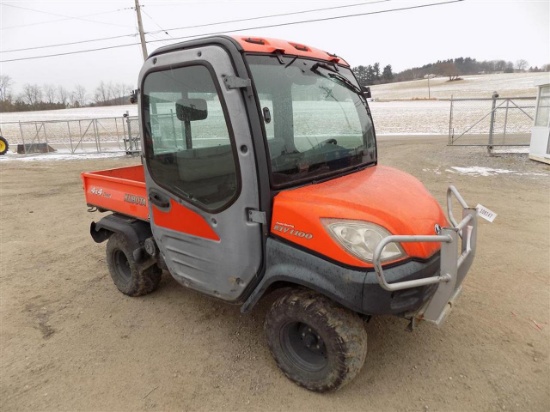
left=362, top=86, right=372, bottom=99
left=176, top=98, right=207, bottom=122
left=130, top=89, right=138, bottom=104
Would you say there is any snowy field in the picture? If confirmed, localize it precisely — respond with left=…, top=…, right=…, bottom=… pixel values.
left=371, top=72, right=549, bottom=100
left=0, top=106, right=138, bottom=149
left=0, top=105, right=137, bottom=123
left=0, top=73, right=542, bottom=151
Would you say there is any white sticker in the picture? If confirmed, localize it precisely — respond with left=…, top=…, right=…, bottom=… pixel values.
left=476, top=204, right=497, bottom=222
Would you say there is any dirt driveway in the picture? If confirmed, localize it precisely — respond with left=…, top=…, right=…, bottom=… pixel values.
left=1, top=137, right=549, bottom=411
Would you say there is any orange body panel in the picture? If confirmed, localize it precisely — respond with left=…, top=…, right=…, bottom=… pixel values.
left=271, top=166, right=449, bottom=268
left=81, top=165, right=148, bottom=221
left=83, top=165, right=220, bottom=241
left=152, top=200, right=220, bottom=241
left=231, top=35, right=349, bottom=66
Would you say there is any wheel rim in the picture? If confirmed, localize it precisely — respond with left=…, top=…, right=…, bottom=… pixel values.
left=280, top=322, right=328, bottom=372
left=113, top=249, right=132, bottom=282
left=0, top=140, right=5, bottom=152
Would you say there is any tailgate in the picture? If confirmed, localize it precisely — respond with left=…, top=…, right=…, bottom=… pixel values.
left=81, top=165, right=148, bottom=220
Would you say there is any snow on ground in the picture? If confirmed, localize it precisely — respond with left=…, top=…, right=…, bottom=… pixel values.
left=370, top=100, right=451, bottom=135
left=0, top=98, right=533, bottom=145
left=371, top=72, right=549, bottom=100
left=0, top=73, right=542, bottom=149
left=492, top=147, right=530, bottom=154
left=0, top=105, right=137, bottom=123
left=0, top=150, right=128, bottom=162
left=422, top=166, right=549, bottom=177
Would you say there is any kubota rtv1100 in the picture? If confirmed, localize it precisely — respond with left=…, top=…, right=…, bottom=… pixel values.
left=82, top=35, right=480, bottom=392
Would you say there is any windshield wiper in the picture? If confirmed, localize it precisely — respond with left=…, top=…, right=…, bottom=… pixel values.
left=310, top=64, right=362, bottom=95
left=327, top=73, right=362, bottom=95
left=311, top=62, right=339, bottom=73
left=284, top=56, right=298, bottom=68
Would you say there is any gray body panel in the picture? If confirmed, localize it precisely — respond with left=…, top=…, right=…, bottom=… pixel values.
left=241, top=238, right=439, bottom=316
left=138, top=45, right=262, bottom=301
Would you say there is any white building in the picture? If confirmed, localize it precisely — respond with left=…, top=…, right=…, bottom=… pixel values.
left=529, top=79, right=550, bottom=164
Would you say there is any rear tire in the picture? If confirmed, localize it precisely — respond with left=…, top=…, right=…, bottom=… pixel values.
left=264, top=289, right=367, bottom=392
left=0, top=136, right=9, bottom=155
left=106, top=233, right=161, bottom=296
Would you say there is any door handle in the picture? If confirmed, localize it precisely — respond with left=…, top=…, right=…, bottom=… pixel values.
left=149, top=190, right=170, bottom=209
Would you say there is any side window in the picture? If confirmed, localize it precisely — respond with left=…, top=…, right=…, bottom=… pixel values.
left=142, top=65, right=238, bottom=212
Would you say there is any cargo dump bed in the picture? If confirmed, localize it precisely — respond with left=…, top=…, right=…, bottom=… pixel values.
left=81, top=165, right=148, bottom=220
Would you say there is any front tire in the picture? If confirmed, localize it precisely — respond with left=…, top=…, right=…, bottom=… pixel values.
left=106, top=233, right=161, bottom=297
left=264, top=289, right=367, bottom=392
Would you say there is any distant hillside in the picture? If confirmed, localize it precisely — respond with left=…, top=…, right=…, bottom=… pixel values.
left=370, top=72, right=550, bottom=100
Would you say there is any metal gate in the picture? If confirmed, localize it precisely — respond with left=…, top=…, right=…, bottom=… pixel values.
left=448, top=93, right=536, bottom=149
left=0, top=112, right=141, bottom=155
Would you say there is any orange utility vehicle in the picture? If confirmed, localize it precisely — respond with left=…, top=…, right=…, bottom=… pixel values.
left=82, top=35, right=479, bottom=392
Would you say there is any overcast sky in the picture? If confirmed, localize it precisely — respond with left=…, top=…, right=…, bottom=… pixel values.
left=1, top=0, right=549, bottom=97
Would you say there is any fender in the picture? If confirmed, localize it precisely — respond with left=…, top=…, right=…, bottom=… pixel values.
left=90, top=213, right=154, bottom=264
left=241, top=238, right=367, bottom=314
left=241, top=237, right=440, bottom=317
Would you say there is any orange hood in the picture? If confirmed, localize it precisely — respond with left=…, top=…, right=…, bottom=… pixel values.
left=270, top=165, right=448, bottom=267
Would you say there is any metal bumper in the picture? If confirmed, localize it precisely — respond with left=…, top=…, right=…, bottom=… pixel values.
left=373, top=186, right=478, bottom=327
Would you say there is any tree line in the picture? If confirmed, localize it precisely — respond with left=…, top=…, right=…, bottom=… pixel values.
left=2, top=56, right=549, bottom=112
left=352, top=58, right=550, bottom=87
left=0, top=75, right=133, bottom=112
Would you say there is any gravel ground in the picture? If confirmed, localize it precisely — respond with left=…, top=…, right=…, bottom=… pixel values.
left=0, top=136, right=549, bottom=411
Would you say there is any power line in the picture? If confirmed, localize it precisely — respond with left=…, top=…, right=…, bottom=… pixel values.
left=1, top=42, right=141, bottom=63
left=148, top=0, right=464, bottom=45
left=3, top=0, right=384, bottom=53
left=1, top=3, right=134, bottom=30
left=141, top=8, right=173, bottom=38
left=146, top=32, right=173, bottom=47
left=2, top=34, right=140, bottom=53
left=147, top=0, right=391, bottom=36
left=1, top=0, right=464, bottom=63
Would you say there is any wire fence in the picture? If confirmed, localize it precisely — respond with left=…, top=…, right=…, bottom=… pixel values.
left=0, top=94, right=537, bottom=156
left=0, top=113, right=141, bottom=155
left=448, top=94, right=536, bottom=147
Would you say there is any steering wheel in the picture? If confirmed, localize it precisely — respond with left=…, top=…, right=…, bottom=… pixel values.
left=315, top=138, right=338, bottom=149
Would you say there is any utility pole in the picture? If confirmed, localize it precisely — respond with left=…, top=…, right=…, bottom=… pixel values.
left=135, top=0, right=148, bottom=60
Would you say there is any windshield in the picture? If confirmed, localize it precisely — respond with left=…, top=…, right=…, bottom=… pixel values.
left=247, top=55, right=376, bottom=186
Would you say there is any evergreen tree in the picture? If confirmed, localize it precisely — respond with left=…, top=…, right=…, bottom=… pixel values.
left=382, top=65, right=394, bottom=82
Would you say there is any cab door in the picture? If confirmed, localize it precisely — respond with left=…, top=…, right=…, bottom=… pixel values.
left=139, top=45, right=262, bottom=301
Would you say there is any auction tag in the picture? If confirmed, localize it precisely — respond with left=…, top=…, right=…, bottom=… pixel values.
left=476, top=204, right=497, bottom=222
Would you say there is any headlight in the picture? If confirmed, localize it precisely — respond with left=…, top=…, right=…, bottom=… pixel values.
left=322, top=219, right=405, bottom=263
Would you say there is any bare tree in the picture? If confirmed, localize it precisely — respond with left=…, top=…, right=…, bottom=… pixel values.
left=44, top=84, right=56, bottom=104
left=0, top=75, right=13, bottom=102
left=21, top=83, right=43, bottom=105
left=440, top=62, right=460, bottom=81
left=57, top=86, right=69, bottom=106
left=515, top=59, right=528, bottom=72
left=112, top=83, right=132, bottom=105
left=71, top=84, right=87, bottom=107
left=493, top=60, right=507, bottom=72
left=94, top=81, right=112, bottom=105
